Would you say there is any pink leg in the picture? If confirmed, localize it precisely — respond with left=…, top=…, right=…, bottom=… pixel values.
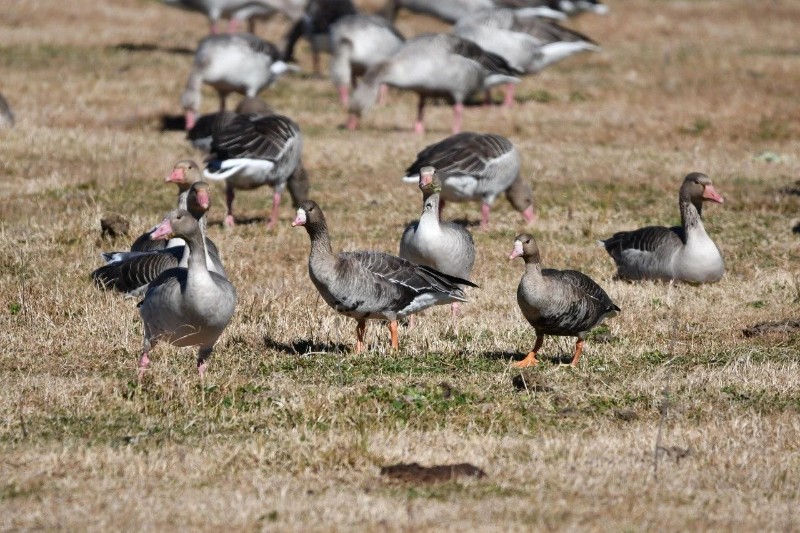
left=266, top=190, right=281, bottom=230
left=503, top=82, right=516, bottom=107
left=197, top=348, right=212, bottom=378
left=224, top=184, right=236, bottom=227
left=346, top=113, right=359, bottom=130
left=337, top=85, right=350, bottom=108
left=452, top=102, right=464, bottom=134
left=480, top=203, right=490, bottom=230
left=378, top=84, right=389, bottom=105
left=184, top=110, right=197, bottom=131
left=137, top=351, right=151, bottom=379
left=228, top=19, right=240, bottom=32
left=407, top=314, right=417, bottom=331
left=210, top=20, right=220, bottom=34
left=414, top=96, right=426, bottom=134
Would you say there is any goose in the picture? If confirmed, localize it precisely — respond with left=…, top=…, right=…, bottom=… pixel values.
left=329, top=14, right=405, bottom=108
left=346, top=33, right=521, bottom=134
left=292, top=200, right=477, bottom=352
left=402, top=132, right=535, bottom=228
left=283, top=0, right=358, bottom=75
left=510, top=233, right=619, bottom=367
left=399, top=166, right=476, bottom=318
left=378, top=0, right=495, bottom=24
left=600, top=173, right=725, bottom=283
left=0, top=92, right=14, bottom=129
left=137, top=209, right=237, bottom=378
left=454, top=8, right=599, bottom=106
left=159, top=0, right=305, bottom=34
left=496, top=0, right=609, bottom=16
left=182, top=33, right=296, bottom=130
left=187, top=96, right=275, bottom=152
left=204, top=110, right=303, bottom=228
left=94, top=182, right=226, bottom=297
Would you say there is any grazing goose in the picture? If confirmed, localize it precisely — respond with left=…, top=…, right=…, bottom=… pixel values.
left=399, top=166, right=476, bottom=318
left=455, top=9, right=599, bottom=106
left=378, top=0, right=494, bottom=24
left=137, top=209, right=237, bottom=378
left=182, top=33, right=295, bottom=130
left=0, top=92, right=14, bottom=129
left=94, top=182, right=226, bottom=297
left=329, top=14, right=405, bottom=108
left=346, top=33, right=521, bottom=134
left=600, top=173, right=725, bottom=283
left=292, top=200, right=477, bottom=352
left=283, top=0, right=358, bottom=75
left=510, top=233, right=619, bottom=367
left=204, top=110, right=303, bottom=228
left=402, top=132, right=535, bottom=228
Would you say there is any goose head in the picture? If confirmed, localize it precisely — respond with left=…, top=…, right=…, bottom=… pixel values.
left=166, top=160, right=202, bottom=192
left=506, top=177, right=537, bottom=224
left=187, top=181, right=211, bottom=219
left=509, top=233, right=541, bottom=264
left=150, top=209, right=200, bottom=241
left=680, top=172, right=724, bottom=208
left=419, top=166, right=442, bottom=196
left=291, top=200, right=327, bottom=233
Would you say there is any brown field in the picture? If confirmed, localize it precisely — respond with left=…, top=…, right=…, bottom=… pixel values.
left=2, top=0, right=800, bottom=530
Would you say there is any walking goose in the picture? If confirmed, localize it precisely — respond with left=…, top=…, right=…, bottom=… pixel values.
left=94, top=182, right=226, bottom=297
left=292, top=200, right=477, bottom=352
left=402, top=132, right=535, bottom=228
left=137, top=209, right=237, bottom=378
left=283, top=0, right=358, bottom=75
left=600, top=172, right=725, bottom=283
left=455, top=9, right=599, bottom=106
left=182, top=33, right=295, bottom=130
left=329, top=14, right=405, bottom=108
left=204, top=110, right=303, bottom=228
left=399, top=167, right=476, bottom=317
left=510, top=233, right=619, bottom=367
left=346, top=33, right=521, bottom=134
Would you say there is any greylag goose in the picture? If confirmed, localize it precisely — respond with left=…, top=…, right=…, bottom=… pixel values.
left=94, top=182, right=226, bottom=297
left=292, top=200, right=477, bottom=352
left=378, top=0, right=494, bottom=24
left=283, top=0, right=358, bottom=75
left=182, top=33, right=295, bottom=130
left=399, top=167, right=476, bottom=318
left=329, top=14, right=405, bottom=108
left=510, top=233, right=619, bottom=367
left=159, top=0, right=304, bottom=34
left=204, top=110, right=303, bottom=228
left=455, top=8, right=599, bottom=106
left=0, top=92, right=14, bottom=129
left=137, top=209, right=237, bottom=378
left=346, top=33, right=521, bottom=134
left=402, top=132, right=535, bottom=228
left=600, top=172, right=725, bottom=283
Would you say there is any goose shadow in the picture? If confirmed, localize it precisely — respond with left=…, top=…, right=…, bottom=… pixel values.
left=264, top=336, right=349, bottom=355
left=160, top=114, right=187, bottom=132
left=481, top=350, right=574, bottom=366
left=113, top=43, right=194, bottom=55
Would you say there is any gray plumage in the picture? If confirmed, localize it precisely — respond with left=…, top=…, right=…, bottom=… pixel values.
left=159, top=0, right=304, bottom=33
left=497, top=0, right=609, bottom=16
left=600, top=172, right=725, bottom=283
left=378, top=0, right=495, bottom=24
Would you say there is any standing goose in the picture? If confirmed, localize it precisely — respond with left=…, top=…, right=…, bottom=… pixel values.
left=292, top=200, right=477, bottom=352
left=454, top=8, right=599, bottom=106
left=137, top=209, right=237, bottom=378
left=399, top=166, right=476, bottom=317
left=510, top=233, right=619, bottom=367
left=329, top=14, right=405, bottom=108
left=182, top=33, right=295, bottom=130
left=346, top=33, right=521, bottom=134
left=204, top=110, right=303, bottom=228
left=600, top=173, right=725, bottom=283
left=94, top=182, right=226, bottom=297
left=283, top=0, right=358, bottom=75
left=402, top=132, right=535, bottom=228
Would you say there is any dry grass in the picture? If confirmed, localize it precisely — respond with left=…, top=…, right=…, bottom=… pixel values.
left=2, top=0, right=800, bottom=530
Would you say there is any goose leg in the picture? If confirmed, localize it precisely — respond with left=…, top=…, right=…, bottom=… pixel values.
left=480, top=203, right=490, bottom=230
left=414, top=96, right=426, bottom=134
left=138, top=334, right=156, bottom=379
left=378, top=83, right=389, bottom=105
left=197, top=347, right=213, bottom=378
left=512, top=335, right=543, bottom=368
left=218, top=92, right=227, bottom=112
left=355, top=319, right=366, bottom=353
left=570, top=339, right=585, bottom=367
left=484, top=89, right=492, bottom=106
left=388, top=320, right=399, bottom=351
left=337, top=85, right=350, bottom=108
left=224, top=183, right=236, bottom=227
left=452, top=102, right=464, bottom=134
left=438, top=198, right=445, bottom=216
left=503, top=83, right=516, bottom=107
left=266, top=190, right=282, bottom=230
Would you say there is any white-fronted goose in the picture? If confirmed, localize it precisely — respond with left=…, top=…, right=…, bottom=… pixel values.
left=204, top=110, right=303, bottom=228
left=137, top=209, right=237, bottom=378
left=510, top=233, right=619, bottom=367
left=600, top=173, right=725, bottom=283
left=292, top=200, right=477, bottom=352
left=347, top=33, right=520, bottom=134
left=399, top=167, right=476, bottom=317
left=378, top=0, right=494, bottom=24
left=0, top=92, right=14, bottom=129
left=455, top=9, right=599, bottom=106
left=283, top=0, right=358, bottom=74
left=182, top=33, right=295, bottom=130
left=329, top=14, right=405, bottom=108
left=402, top=132, right=535, bottom=228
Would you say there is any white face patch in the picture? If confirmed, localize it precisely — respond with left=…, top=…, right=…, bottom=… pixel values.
left=294, top=208, right=307, bottom=226
left=513, top=240, right=523, bottom=258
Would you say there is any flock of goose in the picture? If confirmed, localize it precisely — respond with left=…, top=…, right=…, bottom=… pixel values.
left=89, top=0, right=728, bottom=377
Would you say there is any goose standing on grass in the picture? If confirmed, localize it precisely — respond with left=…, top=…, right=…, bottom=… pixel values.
left=283, top=0, right=358, bottom=75
left=93, top=182, right=226, bottom=297
left=292, top=200, right=477, bottom=353
left=399, top=167, right=476, bottom=318
left=510, top=233, right=619, bottom=367
left=402, top=132, right=535, bottom=228
left=0, top=92, right=14, bottom=129
left=204, top=110, right=303, bottom=228
left=329, top=14, right=405, bottom=108
left=182, top=33, right=295, bottom=130
left=137, top=209, right=237, bottom=378
left=600, top=173, right=725, bottom=283
left=346, top=33, right=521, bottom=134
left=455, top=9, right=600, bottom=106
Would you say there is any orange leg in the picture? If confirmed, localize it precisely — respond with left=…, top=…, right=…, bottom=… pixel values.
left=512, top=335, right=544, bottom=368
left=355, top=319, right=366, bottom=354
left=570, top=339, right=585, bottom=367
left=388, top=320, right=399, bottom=351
